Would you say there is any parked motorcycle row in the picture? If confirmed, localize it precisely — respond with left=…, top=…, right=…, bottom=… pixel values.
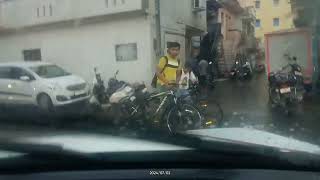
left=89, top=68, right=221, bottom=134
left=228, top=53, right=305, bottom=116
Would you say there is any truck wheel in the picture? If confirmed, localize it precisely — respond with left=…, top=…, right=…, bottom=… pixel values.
left=37, top=94, right=54, bottom=113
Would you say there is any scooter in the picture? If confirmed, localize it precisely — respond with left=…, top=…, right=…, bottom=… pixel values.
left=89, top=69, right=127, bottom=111
left=90, top=68, right=108, bottom=104
left=230, top=57, right=252, bottom=80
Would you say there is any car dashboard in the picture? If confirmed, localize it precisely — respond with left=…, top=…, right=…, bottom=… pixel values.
left=0, top=169, right=319, bottom=180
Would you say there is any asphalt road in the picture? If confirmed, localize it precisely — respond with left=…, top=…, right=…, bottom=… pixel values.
left=0, top=72, right=320, bottom=145
left=212, top=73, right=320, bottom=144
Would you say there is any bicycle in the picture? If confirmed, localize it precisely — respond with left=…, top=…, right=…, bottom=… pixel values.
left=136, top=88, right=203, bottom=134
left=164, top=82, right=223, bottom=129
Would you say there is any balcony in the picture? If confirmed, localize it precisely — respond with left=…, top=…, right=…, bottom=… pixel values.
left=242, top=7, right=255, bottom=21
left=218, top=0, right=244, bottom=14
left=0, top=0, right=146, bottom=29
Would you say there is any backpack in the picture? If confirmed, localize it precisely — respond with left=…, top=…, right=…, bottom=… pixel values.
left=151, top=56, right=180, bottom=88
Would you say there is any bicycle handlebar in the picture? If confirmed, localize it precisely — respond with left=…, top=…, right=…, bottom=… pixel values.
left=168, top=83, right=187, bottom=86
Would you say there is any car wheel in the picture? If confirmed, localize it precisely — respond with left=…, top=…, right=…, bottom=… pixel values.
left=37, top=94, right=54, bottom=113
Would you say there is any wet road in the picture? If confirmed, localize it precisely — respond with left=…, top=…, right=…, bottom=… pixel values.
left=211, top=73, right=320, bottom=144
left=0, top=73, right=320, bottom=145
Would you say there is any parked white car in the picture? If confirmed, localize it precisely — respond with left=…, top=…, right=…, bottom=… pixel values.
left=0, top=62, right=90, bottom=111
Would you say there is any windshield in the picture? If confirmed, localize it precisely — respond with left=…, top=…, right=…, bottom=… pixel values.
left=30, top=65, right=71, bottom=78
left=0, top=0, right=320, bottom=169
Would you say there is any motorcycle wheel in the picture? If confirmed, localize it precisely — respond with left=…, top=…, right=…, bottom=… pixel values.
left=166, top=104, right=203, bottom=134
left=269, top=87, right=280, bottom=106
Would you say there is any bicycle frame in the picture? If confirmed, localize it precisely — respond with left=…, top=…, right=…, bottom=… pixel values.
left=146, top=90, right=177, bottom=120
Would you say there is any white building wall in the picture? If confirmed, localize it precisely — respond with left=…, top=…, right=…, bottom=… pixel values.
left=0, top=0, right=144, bottom=28
left=159, top=0, right=207, bottom=62
left=0, top=0, right=207, bottom=86
left=0, top=16, right=153, bottom=85
left=160, top=0, right=206, bottom=33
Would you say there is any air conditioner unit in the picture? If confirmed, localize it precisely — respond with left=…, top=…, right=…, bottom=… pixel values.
left=193, top=0, right=206, bottom=12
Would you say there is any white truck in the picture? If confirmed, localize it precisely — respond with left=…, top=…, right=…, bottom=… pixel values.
left=265, top=28, right=314, bottom=86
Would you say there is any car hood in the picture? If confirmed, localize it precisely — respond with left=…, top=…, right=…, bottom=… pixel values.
left=187, top=128, right=320, bottom=154
left=9, top=128, right=320, bottom=155
left=43, top=75, right=86, bottom=88
left=15, top=134, right=191, bottom=153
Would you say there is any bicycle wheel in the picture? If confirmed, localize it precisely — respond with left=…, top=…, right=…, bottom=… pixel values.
left=166, top=104, right=203, bottom=134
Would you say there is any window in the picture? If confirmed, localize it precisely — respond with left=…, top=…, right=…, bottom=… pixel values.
left=255, top=19, right=261, bottom=27
left=49, top=4, right=53, bottom=16
left=115, top=43, right=138, bottom=61
left=42, top=5, right=46, bottom=16
left=273, top=18, right=280, bottom=26
left=273, top=0, right=280, bottom=6
left=36, top=8, right=40, bottom=17
left=23, top=49, right=42, bottom=61
left=30, top=65, right=70, bottom=79
left=105, top=0, right=109, bottom=7
left=0, top=67, right=11, bottom=79
left=194, top=0, right=200, bottom=8
left=255, top=1, right=260, bottom=8
left=0, top=67, right=34, bottom=80
left=10, top=67, right=35, bottom=80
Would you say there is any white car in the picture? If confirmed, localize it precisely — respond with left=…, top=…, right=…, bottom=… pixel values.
left=0, top=62, right=90, bottom=111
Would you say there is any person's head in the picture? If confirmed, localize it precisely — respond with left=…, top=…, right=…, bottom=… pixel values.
left=167, top=42, right=180, bottom=58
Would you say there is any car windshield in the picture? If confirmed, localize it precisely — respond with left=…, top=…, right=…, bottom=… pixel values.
left=30, top=65, right=71, bottom=78
left=0, top=0, right=319, bottom=169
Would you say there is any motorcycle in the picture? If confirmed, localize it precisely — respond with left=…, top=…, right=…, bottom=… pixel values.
left=230, top=54, right=252, bottom=80
left=106, top=70, right=127, bottom=98
left=108, top=81, right=149, bottom=128
left=90, top=67, right=108, bottom=106
left=268, top=57, right=304, bottom=115
left=90, top=69, right=127, bottom=105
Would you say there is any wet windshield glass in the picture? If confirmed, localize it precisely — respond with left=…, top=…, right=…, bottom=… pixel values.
left=30, top=65, right=70, bottom=78
left=0, top=0, right=319, bottom=165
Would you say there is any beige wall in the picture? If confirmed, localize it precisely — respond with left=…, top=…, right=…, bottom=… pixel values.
left=217, top=8, right=242, bottom=41
left=238, top=0, right=294, bottom=43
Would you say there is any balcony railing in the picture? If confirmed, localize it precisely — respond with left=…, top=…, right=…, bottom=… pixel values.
left=242, top=7, right=255, bottom=20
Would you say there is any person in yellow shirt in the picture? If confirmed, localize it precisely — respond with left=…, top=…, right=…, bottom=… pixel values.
left=156, top=42, right=182, bottom=89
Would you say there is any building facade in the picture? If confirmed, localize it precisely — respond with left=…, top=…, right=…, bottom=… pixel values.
left=238, top=0, right=294, bottom=44
left=206, top=0, right=255, bottom=73
left=0, top=0, right=207, bottom=85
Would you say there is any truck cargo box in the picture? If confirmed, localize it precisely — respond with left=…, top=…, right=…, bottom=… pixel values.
left=265, top=29, right=313, bottom=84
